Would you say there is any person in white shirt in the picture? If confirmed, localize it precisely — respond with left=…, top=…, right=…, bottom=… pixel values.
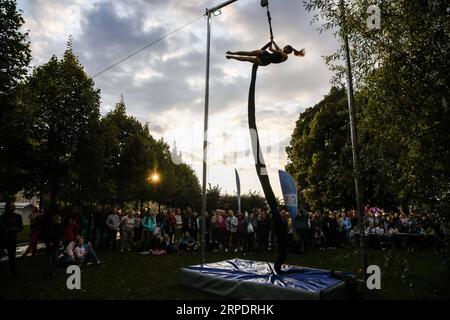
left=63, top=240, right=76, bottom=265
left=120, top=211, right=135, bottom=252
left=133, top=211, right=142, bottom=245
left=174, top=209, right=183, bottom=243
left=225, top=210, right=238, bottom=252
left=105, top=209, right=120, bottom=251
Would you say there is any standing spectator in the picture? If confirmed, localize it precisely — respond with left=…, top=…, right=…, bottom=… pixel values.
left=186, top=207, right=195, bottom=236
left=225, top=210, right=238, bottom=253
left=350, top=209, right=358, bottom=232
left=243, top=212, right=255, bottom=253
left=105, top=208, right=120, bottom=251
left=120, top=211, right=135, bottom=252
left=236, top=213, right=245, bottom=252
left=164, top=209, right=176, bottom=243
left=295, top=209, right=310, bottom=253
left=256, top=211, right=269, bottom=252
left=195, top=210, right=209, bottom=248
left=340, top=212, right=352, bottom=247
left=156, top=210, right=165, bottom=235
left=181, top=208, right=189, bottom=234
left=133, top=211, right=142, bottom=246
left=174, top=208, right=183, bottom=243
left=141, top=211, right=156, bottom=251
left=93, top=206, right=107, bottom=250
left=63, top=212, right=79, bottom=246
left=210, top=210, right=220, bottom=251
left=310, top=212, right=323, bottom=249
left=22, top=207, right=44, bottom=257
left=328, top=212, right=340, bottom=248
left=217, top=211, right=227, bottom=251
left=42, top=214, right=64, bottom=279
left=153, top=213, right=162, bottom=239
left=0, top=202, right=23, bottom=278
left=80, top=209, right=92, bottom=243
left=191, top=210, right=199, bottom=241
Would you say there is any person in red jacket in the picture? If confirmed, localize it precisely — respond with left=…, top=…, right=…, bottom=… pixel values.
left=164, top=209, right=176, bottom=242
left=22, top=207, right=43, bottom=257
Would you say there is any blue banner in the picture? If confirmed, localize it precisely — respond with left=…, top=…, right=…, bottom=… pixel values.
left=235, top=169, right=241, bottom=214
left=278, top=170, right=298, bottom=220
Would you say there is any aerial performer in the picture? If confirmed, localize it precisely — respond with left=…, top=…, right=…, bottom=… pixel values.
left=226, top=40, right=305, bottom=66
left=226, top=0, right=305, bottom=275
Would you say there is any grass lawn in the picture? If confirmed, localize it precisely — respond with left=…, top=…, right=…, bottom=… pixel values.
left=1, top=246, right=449, bottom=300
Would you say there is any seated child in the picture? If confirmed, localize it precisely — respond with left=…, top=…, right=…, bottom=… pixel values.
left=63, top=240, right=76, bottom=265
left=74, top=235, right=101, bottom=265
left=162, top=234, right=178, bottom=254
left=177, top=232, right=197, bottom=252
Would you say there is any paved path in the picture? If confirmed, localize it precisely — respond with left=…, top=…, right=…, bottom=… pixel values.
left=0, top=242, right=46, bottom=262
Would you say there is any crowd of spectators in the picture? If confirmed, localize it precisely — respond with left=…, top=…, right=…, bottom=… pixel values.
left=25, top=204, right=449, bottom=257
left=2, top=201, right=449, bottom=279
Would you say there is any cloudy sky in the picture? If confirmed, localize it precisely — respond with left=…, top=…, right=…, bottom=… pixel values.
left=17, top=0, right=338, bottom=198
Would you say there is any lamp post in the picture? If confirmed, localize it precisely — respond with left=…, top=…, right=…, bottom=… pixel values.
left=201, top=0, right=238, bottom=266
left=339, top=0, right=368, bottom=279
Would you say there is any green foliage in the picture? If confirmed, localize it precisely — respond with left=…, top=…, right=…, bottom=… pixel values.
left=291, top=0, right=450, bottom=213
left=286, top=88, right=356, bottom=210
left=0, top=0, right=31, bottom=198
left=98, top=98, right=149, bottom=204
left=96, top=99, right=202, bottom=209
left=2, top=35, right=202, bottom=210
left=18, top=41, right=101, bottom=210
left=0, top=0, right=31, bottom=95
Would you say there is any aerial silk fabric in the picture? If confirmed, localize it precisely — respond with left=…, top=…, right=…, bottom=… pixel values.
left=278, top=170, right=298, bottom=220
left=248, top=64, right=287, bottom=274
left=235, top=169, right=241, bottom=214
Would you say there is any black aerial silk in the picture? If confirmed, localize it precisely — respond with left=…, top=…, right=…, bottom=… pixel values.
left=247, top=64, right=288, bottom=275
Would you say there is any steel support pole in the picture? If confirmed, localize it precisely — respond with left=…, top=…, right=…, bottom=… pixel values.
left=201, top=11, right=211, bottom=267
left=340, top=0, right=368, bottom=279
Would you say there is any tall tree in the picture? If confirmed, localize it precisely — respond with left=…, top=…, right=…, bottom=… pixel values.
left=99, top=98, right=147, bottom=206
left=0, top=0, right=31, bottom=199
left=20, top=40, right=101, bottom=213
left=302, top=0, right=450, bottom=213
left=286, top=88, right=356, bottom=210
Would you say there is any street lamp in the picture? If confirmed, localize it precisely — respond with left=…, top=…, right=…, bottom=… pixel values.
left=147, top=171, right=161, bottom=213
left=150, top=172, right=160, bottom=184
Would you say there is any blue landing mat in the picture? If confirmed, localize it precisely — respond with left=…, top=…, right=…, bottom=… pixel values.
left=180, top=258, right=354, bottom=300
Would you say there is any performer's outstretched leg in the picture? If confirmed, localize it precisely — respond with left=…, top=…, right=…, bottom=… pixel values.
left=227, top=50, right=264, bottom=56
left=226, top=56, right=260, bottom=64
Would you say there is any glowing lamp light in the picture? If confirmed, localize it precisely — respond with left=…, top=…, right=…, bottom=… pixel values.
left=149, top=173, right=160, bottom=183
